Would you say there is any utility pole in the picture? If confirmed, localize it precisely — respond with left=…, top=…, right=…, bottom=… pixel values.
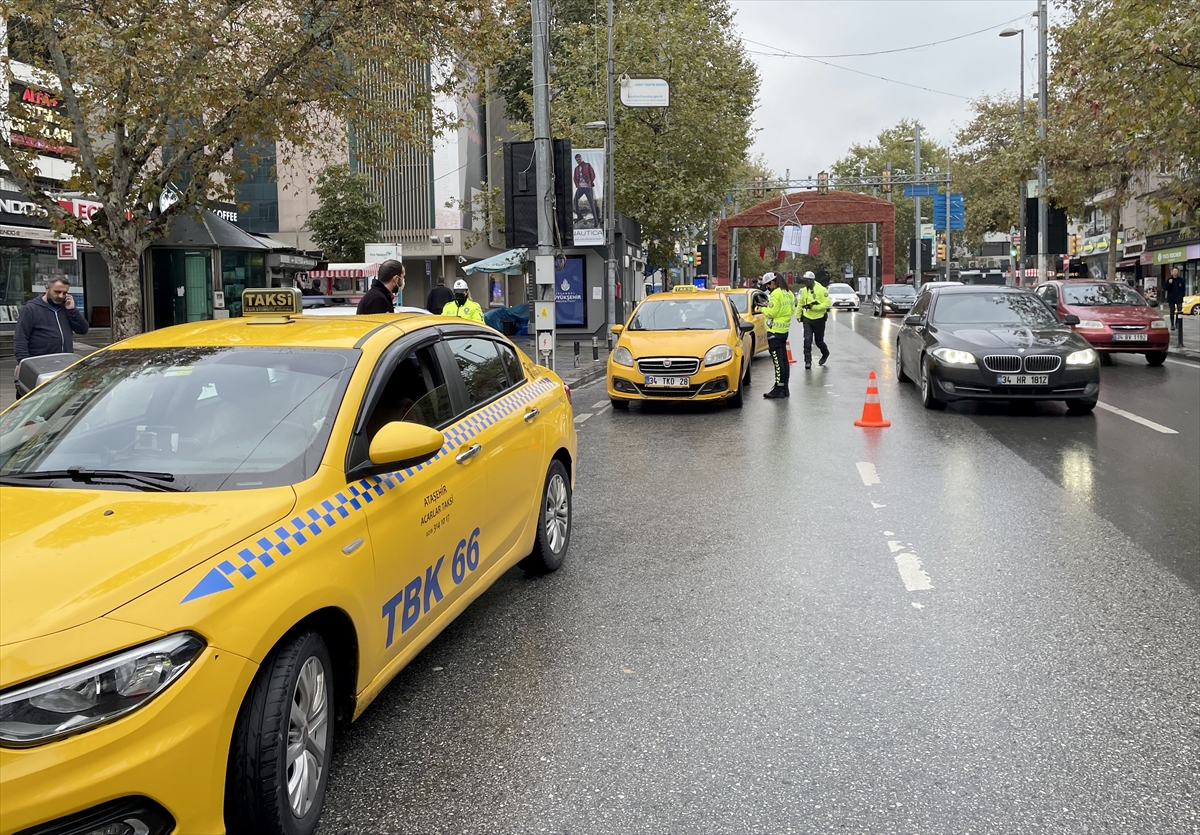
left=1037, top=0, right=1048, bottom=285
left=913, top=124, right=922, bottom=288
left=604, top=0, right=617, bottom=331
left=945, top=164, right=951, bottom=283
left=531, top=0, right=556, bottom=369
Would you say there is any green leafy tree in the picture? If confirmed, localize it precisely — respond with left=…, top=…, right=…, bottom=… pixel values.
left=0, top=0, right=508, bottom=339
left=494, top=0, right=759, bottom=270
left=307, top=165, right=385, bottom=262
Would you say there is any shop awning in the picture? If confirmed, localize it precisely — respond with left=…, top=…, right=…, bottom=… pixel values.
left=462, top=248, right=528, bottom=275
left=156, top=210, right=271, bottom=250
left=1118, top=259, right=1139, bottom=269
left=308, top=263, right=380, bottom=279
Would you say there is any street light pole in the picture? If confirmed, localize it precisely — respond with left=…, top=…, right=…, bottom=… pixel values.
left=604, top=0, right=617, bottom=331
left=1037, top=0, right=1048, bottom=284
left=912, top=125, right=922, bottom=288
left=1001, top=27, right=1026, bottom=285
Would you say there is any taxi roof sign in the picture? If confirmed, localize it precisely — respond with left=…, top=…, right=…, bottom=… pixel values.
left=671, top=285, right=699, bottom=293
left=242, top=287, right=303, bottom=318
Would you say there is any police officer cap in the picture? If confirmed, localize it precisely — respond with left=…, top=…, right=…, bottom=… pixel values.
left=803, top=271, right=816, bottom=280
left=453, top=279, right=469, bottom=291
left=762, top=272, right=777, bottom=284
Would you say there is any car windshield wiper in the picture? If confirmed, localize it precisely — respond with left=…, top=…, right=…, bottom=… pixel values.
left=0, top=467, right=184, bottom=492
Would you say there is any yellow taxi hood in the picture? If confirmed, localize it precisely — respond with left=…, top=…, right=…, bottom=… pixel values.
left=0, top=486, right=295, bottom=645
left=618, top=329, right=732, bottom=356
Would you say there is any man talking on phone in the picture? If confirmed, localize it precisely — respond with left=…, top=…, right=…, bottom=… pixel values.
left=13, top=277, right=89, bottom=390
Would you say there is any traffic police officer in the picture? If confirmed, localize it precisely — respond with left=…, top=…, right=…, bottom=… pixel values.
left=796, top=270, right=831, bottom=369
left=441, top=279, right=485, bottom=323
left=759, top=272, right=795, bottom=398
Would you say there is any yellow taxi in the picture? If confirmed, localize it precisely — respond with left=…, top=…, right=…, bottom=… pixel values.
left=716, top=286, right=771, bottom=355
left=0, top=288, right=577, bottom=835
left=1183, top=294, right=1199, bottom=316
left=606, top=285, right=754, bottom=409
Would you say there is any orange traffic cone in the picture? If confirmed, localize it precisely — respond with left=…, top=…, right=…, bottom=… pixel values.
left=786, top=340, right=796, bottom=363
left=854, top=370, right=891, bottom=428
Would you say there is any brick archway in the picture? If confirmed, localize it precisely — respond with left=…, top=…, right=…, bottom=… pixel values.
left=716, top=190, right=896, bottom=285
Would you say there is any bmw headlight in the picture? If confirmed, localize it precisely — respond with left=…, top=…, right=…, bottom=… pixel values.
left=704, top=345, right=734, bottom=366
left=0, top=632, right=205, bottom=746
left=612, top=346, right=634, bottom=367
left=931, top=348, right=976, bottom=366
left=1150, top=319, right=1168, bottom=329
left=1075, top=319, right=1105, bottom=330
left=1065, top=348, right=1098, bottom=365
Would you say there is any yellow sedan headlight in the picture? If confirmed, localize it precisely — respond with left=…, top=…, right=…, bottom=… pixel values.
left=612, top=346, right=634, bottom=367
left=703, top=345, right=733, bottom=366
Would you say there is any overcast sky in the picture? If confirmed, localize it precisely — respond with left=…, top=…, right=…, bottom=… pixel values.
left=730, top=0, right=1045, bottom=182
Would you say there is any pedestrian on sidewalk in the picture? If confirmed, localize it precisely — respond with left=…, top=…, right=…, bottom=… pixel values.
left=796, top=271, right=831, bottom=369
left=13, top=277, right=89, bottom=394
left=357, top=260, right=405, bottom=314
left=759, top=272, right=794, bottom=398
left=426, top=275, right=454, bottom=314
left=1164, top=267, right=1185, bottom=337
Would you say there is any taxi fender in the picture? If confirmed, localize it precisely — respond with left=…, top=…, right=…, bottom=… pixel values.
left=107, top=521, right=377, bottom=686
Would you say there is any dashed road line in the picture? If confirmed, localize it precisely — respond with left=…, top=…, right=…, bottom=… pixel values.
left=1096, top=401, right=1178, bottom=435
left=592, top=400, right=610, bottom=409
left=574, top=413, right=592, bottom=424
left=856, top=462, right=881, bottom=486
left=888, top=539, right=933, bottom=593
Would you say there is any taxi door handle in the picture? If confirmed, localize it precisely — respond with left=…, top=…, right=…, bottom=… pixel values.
left=523, top=408, right=540, bottom=422
left=455, top=444, right=482, bottom=464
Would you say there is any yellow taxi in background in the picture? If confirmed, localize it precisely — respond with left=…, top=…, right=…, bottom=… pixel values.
left=716, top=286, right=771, bottom=355
left=0, top=288, right=577, bottom=835
left=1183, top=294, right=1199, bottom=316
left=607, top=285, right=754, bottom=409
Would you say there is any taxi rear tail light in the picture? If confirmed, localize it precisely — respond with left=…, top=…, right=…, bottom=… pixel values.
left=564, top=384, right=572, bottom=405
left=0, top=632, right=205, bottom=747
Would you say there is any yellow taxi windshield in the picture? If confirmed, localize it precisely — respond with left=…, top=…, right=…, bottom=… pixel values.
left=628, top=299, right=731, bottom=331
left=0, top=347, right=358, bottom=491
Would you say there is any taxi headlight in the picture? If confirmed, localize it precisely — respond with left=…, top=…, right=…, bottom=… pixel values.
left=931, top=347, right=976, bottom=366
left=1065, top=348, right=1098, bottom=365
left=703, top=345, right=733, bottom=366
left=1075, top=319, right=1105, bottom=330
left=612, top=346, right=634, bottom=367
left=1149, top=319, right=1168, bottom=329
left=0, top=632, right=205, bottom=746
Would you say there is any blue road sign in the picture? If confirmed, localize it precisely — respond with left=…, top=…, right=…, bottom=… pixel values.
left=932, top=193, right=965, bottom=231
left=903, top=184, right=939, bottom=198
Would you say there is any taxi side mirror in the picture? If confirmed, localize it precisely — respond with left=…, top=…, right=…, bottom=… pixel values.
left=737, top=320, right=755, bottom=335
left=610, top=324, right=624, bottom=336
left=368, top=422, right=445, bottom=469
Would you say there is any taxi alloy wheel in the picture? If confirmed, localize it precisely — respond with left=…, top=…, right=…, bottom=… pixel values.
left=227, top=631, right=334, bottom=835
left=522, top=460, right=572, bottom=574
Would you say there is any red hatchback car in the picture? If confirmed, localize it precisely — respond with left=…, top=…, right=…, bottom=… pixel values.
left=1034, top=279, right=1170, bottom=365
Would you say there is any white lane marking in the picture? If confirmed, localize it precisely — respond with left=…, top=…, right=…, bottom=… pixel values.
left=895, top=552, right=933, bottom=591
left=887, top=540, right=904, bottom=553
left=911, top=602, right=925, bottom=609
left=1165, top=357, right=1198, bottom=368
left=871, top=501, right=886, bottom=508
left=1096, top=401, right=1178, bottom=435
left=593, top=400, right=610, bottom=409
left=574, top=413, right=592, bottom=424
left=594, top=404, right=611, bottom=416
left=856, top=462, right=881, bottom=485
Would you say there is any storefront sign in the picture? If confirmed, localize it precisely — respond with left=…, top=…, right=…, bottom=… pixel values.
left=57, top=240, right=77, bottom=260
left=1153, top=247, right=1187, bottom=266
left=6, top=82, right=80, bottom=159
left=0, top=190, right=103, bottom=228
left=274, top=253, right=318, bottom=269
left=1080, top=234, right=1120, bottom=256
left=1146, top=227, right=1198, bottom=251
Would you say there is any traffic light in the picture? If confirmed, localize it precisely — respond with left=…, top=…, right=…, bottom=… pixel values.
left=817, top=171, right=829, bottom=196
left=1010, top=245, right=1018, bottom=258
left=881, top=169, right=891, bottom=194
left=694, top=250, right=702, bottom=268
left=937, top=243, right=947, bottom=262
left=1068, top=234, right=1080, bottom=256
left=752, top=176, right=765, bottom=199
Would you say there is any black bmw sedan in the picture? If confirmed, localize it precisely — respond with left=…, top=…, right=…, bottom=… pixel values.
left=895, top=285, right=1101, bottom=413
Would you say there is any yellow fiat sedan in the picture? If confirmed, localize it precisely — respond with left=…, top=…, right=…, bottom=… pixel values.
left=0, top=289, right=577, bottom=835
left=607, top=285, right=754, bottom=409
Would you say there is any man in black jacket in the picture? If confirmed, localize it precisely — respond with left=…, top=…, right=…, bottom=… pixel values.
left=1164, top=266, right=1185, bottom=332
left=13, top=277, right=89, bottom=371
left=356, top=260, right=405, bottom=314
left=426, top=276, right=454, bottom=314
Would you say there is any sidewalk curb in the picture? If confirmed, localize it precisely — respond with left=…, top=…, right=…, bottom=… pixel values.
left=557, top=364, right=608, bottom=389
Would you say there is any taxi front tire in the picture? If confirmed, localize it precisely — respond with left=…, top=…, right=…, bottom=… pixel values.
left=521, top=459, right=572, bottom=574
left=226, top=631, right=334, bottom=835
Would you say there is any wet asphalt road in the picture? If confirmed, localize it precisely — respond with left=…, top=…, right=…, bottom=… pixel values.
left=317, top=310, right=1199, bottom=834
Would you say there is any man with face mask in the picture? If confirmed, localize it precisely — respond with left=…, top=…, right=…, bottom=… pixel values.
left=442, top=279, right=485, bottom=323
left=356, top=260, right=404, bottom=314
